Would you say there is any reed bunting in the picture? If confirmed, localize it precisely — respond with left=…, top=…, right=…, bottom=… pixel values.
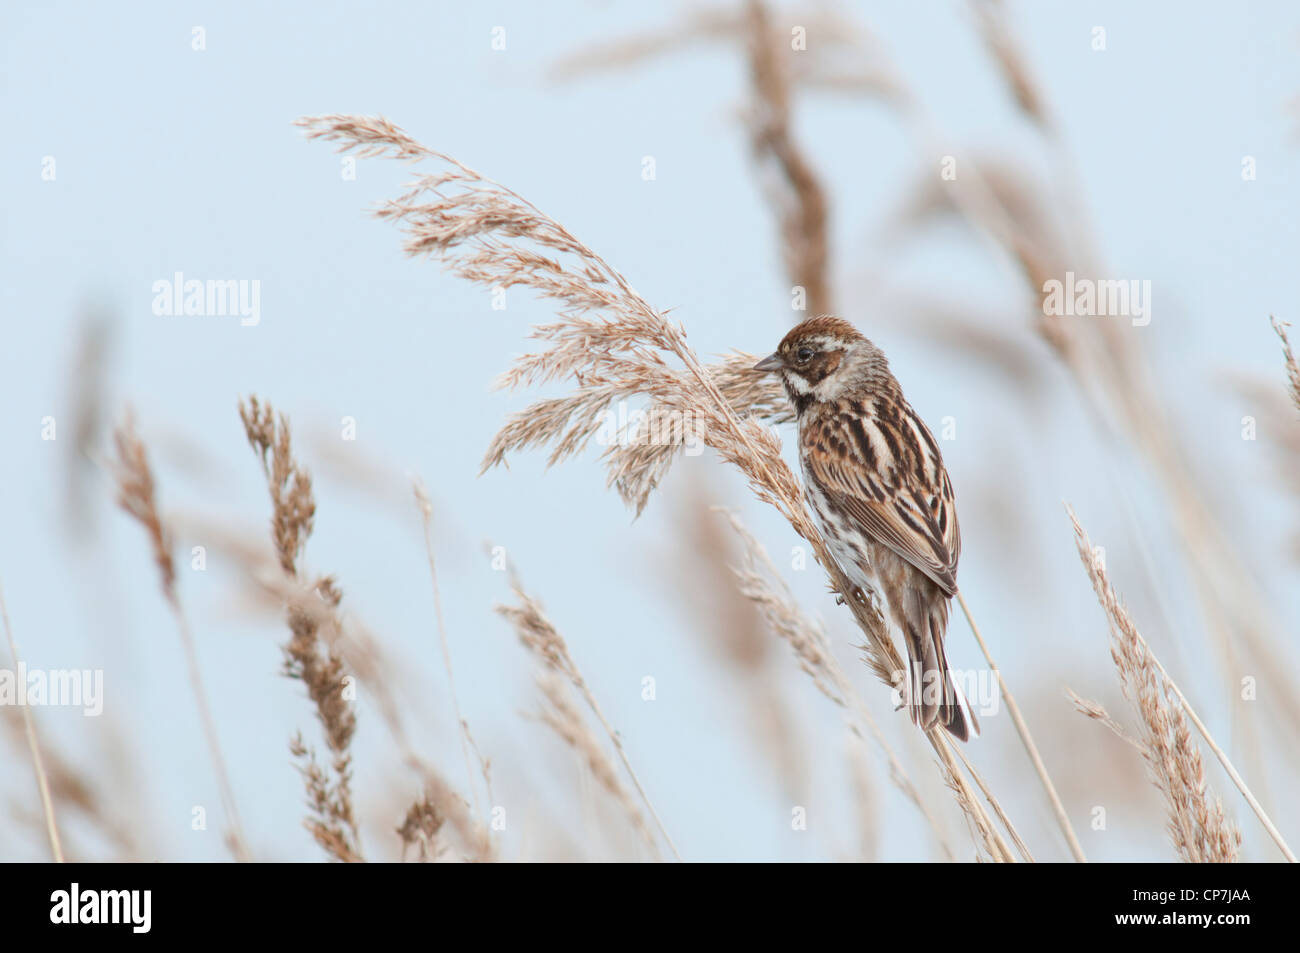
left=755, top=316, right=977, bottom=740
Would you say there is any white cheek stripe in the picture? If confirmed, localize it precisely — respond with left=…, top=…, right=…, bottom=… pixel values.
left=785, top=373, right=812, bottom=395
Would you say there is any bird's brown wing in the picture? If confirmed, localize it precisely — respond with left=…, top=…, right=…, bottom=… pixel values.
left=803, top=401, right=960, bottom=596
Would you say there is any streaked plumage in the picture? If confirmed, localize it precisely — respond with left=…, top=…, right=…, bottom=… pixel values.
left=755, top=315, right=977, bottom=741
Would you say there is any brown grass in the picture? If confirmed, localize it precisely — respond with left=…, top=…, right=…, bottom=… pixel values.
left=297, top=112, right=1034, bottom=862
left=717, top=507, right=956, bottom=860
left=167, top=500, right=494, bottom=863
left=0, top=584, right=63, bottom=861
left=542, top=3, right=1091, bottom=861
left=955, top=0, right=1299, bottom=780
left=11, top=10, right=1298, bottom=866
left=238, top=395, right=361, bottom=861
left=1272, top=317, right=1300, bottom=414
left=740, top=0, right=832, bottom=316
left=496, top=571, right=677, bottom=860
left=551, top=0, right=843, bottom=318
left=109, top=413, right=250, bottom=861
left=413, top=478, right=488, bottom=813
left=396, top=790, right=446, bottom=862
left=1069, top=508, right=1247, bottom=862
left=668, top=480, right=807, bottom=800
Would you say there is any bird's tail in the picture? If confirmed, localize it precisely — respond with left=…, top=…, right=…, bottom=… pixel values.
left=902, top=588, right=979, bottom=742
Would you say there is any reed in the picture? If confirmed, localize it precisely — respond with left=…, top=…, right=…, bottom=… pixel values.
left=297, top=112, right=1026, bottom=861
left=109, top=414, right=250, bottom=861
left=1068, top=507, right=1253, bottom=863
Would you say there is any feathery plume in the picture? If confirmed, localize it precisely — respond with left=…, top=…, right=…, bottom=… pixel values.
left=300, top=113, right=1017, bottom=860
left=1068, top=507, right=1244, bottom=862
left=1272, top=317, right=1300, bottom=414
left=239, top=396, right=361, bottom=862
left=496, top=573, right=677, bottom=860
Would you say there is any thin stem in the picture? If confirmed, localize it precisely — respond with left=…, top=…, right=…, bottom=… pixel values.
left=927, top=730, right=1015, bottom=862
left=726, top=509, right=956, bottom=860
left=1, top=585, right=64, bottom=862
left=952, top=743, right=1034, bottom=862
left=956, top=589, right=1087, bottom=862
left=166, top=590, right=250, bottom=862
left=414, top=481, right=481, bottom=815
left=572, top=677, right=682, bottom=862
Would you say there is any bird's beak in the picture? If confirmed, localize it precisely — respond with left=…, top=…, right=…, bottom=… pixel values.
left=753, top=353, right=783, bottom=372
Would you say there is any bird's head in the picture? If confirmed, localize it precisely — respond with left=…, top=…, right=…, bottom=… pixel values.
left=753, top=315, right=879, bottom=405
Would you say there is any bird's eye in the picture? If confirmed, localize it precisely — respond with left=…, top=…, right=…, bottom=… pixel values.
left=796, top=346, right=814, bottom=363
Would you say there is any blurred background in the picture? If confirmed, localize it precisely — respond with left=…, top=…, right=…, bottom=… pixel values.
left=2, top=0, right=1298, bottom=862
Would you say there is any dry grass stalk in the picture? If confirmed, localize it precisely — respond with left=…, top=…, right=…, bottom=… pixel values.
left=0, top=585, right=63, bottom=861
left=110, top=414, right=249, bottom=861
left=1068, top=507, right=1251, bottom=863
left=742, top=0, right=832, bottom=316
left=846, top=736, right=879, bottom=862
left=717, top=508, right=958, bottom=860
left=950, top=743, right=1033, bottom=862
left=553, top=1, right=845, bottom=318
left=238, top=396, right=317, bottom=576
left=289, top=734, right=363, bottom=863
left=300, top=113, right=1021, bottom=860
left=496, top=575, right=677, bottom=860
left=413, top=478, right=486, bottom=811
left=548, top=6, right=744, bottom=80
left=670, top=482, right=807, bottom=798
left=858, top=2, right=1292, bottom=838
left=0, top=704, right=144, bottom=860
left=1068, top=690, right=1153, bottom=755
left=549, top=4, right=898, bottom=97
left=63, top=313, right=111, bottom=539
left=725, top=513, right=840, bottom=701
left=533, top=673, right=656, bottom=855
left=169, top=510, right=495, bottom=862
left=954, top=591, right=1087, bottom=862
left=396, top=763, right=493, bottom=862
left=283, top=580, right=491, bottom=861
left=238, top=396, right=360, bottom=862
left=931, top=746, right=1014, bottom=863
left=396, top=791, right=446, bottom=862
left=969, top=0, right=1048, bottom=127
left=959, top=7, right=1298, bottom=760
left=565, top=14, right=1058, bottom=858
left=726, top=517, right=1027, bottom=863
left=1272, top=317, right=1300, bottom=414
left=113, top=415, right=176, bottom=594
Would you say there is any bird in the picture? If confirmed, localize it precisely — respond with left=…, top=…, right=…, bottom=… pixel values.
left=754, top=315, right=978, bottom=741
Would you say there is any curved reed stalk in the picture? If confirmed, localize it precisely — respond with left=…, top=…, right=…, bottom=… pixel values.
left=955, top=591, right=1087, bottom=862
left=299, top=113, right=1024, bottom=860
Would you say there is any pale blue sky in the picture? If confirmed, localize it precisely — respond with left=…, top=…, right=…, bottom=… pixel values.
left=3, top=1, right=1298, bottom=861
